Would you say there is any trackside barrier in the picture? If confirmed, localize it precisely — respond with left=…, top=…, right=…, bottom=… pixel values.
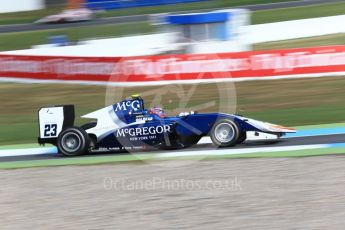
left=2, top=45, right=345, bottom=84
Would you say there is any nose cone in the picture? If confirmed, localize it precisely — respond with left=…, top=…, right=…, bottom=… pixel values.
left=268, top=124, right=296, bottom=133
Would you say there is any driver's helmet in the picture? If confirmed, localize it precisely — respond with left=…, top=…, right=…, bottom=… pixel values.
left=149, top=106, right=166, bottom=118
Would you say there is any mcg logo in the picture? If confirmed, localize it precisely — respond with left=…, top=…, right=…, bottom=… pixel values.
left=114, top=100, right=141, bottom=112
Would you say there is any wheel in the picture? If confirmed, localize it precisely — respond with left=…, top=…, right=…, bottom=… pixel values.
left=237, top=132, right=247, bottom=144
left=210, top=119, right=240, bottom=147
left=57, top=127, right=90, bottom=156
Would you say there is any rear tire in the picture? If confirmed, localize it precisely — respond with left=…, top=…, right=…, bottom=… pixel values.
left=57, top=127, right=90, bottom=156
left=210, top=119, right=240, bottom=147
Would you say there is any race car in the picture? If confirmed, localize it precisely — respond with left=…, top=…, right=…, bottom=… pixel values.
left=35, top=8, right=94, bottom=24
left=38, top=95, right=296, bottom=156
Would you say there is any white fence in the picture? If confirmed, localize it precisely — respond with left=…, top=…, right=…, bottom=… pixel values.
left=246, top=15, right=345, bottom=43
left=3, top=15, right=345, bottom=57
left=0, top=0, right=44, bottom=13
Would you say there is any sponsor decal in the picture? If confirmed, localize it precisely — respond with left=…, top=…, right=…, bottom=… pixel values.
left=115, top=125, right=171, bottom=138
left=135, top=115, right=153, bottom=122
left=114, top=100, right=141, bottom=112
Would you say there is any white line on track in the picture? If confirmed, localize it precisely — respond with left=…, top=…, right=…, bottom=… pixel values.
left=0, top=132, right=342, bottom=158
left=2, top=72, right=345, bottom=86
left=0, top=143, right=329, bottom=159
left=0, top=147, right=56, bottom=158
left=157, top=144, right=329, bottom=158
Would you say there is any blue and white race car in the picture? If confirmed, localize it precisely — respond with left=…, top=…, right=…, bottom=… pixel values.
left=38, top=95, right=296, bottom=156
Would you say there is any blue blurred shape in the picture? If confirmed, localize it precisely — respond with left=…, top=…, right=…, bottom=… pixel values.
left=164, top=10, right=233, bottom=41
left=48, top=35, right=69, bottom=47
left=86, top=0, right=209, bottom=10
left=167, top=12, right=229, bottom=24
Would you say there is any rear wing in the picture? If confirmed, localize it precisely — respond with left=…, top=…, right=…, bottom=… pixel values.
left=38, top=105, right=75, bottom=145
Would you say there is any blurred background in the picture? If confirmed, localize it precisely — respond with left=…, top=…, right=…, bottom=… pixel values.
left=1, top=0, right=345, bottom=145
left=2, top=2, right=345, bottom=229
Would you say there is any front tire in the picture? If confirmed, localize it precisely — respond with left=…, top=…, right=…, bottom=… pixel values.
left=57, top=127, right=90, bottom=156
left=210, top=119, right=240, bottom=147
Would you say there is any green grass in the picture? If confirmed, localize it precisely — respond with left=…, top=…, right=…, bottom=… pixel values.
left=253, top=1, right=345, bottom=24
left=0, top=0, right=342, bottom=26
left=1, top=0, right=342, bottom=26
left=240, top=105, right=345, bottom=128
left=1, top=4, right=345, bottom=145
left=0, top=0, right=295, bottom=25
left=1, top=1, right=345, bottom=51
left=0, top=21, right=154, bottom=51
left=1, top=24, right=344, bottom=53
left=0, top=153, right=152, bottom=169
left=99, top=1, right=345, bottom=25
left=234, top=76, right=345, bottom=126
left=254, top=33, right=345, bottom=51
left=0, top=146, right=345, bottom=169
left=209, top=147, right=345, bottom=159
left=294, top=122, right=345, bottom=131
left=1, top=76, right=345, bottom=145
left=1, top=29, right=344, bottom=54
left=0, top=7, right=63, bottom=25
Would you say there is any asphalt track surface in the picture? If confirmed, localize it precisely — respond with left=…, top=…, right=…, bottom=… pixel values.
left=2, top=153, right=345, bottom=229
left=1, top=133, right=344, bottom=162
left=0, top=0, right=342, bottom=34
